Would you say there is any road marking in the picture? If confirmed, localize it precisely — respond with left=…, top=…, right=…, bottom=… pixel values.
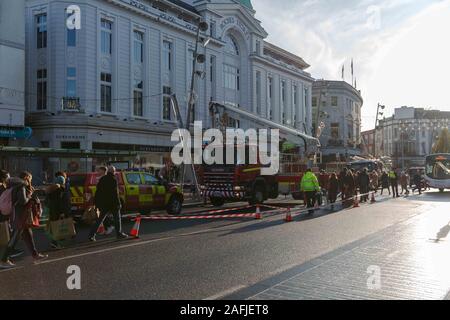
left=0, top=266, right=24, bottom=274
left=35, top=237, right=174, bottom=265
left=204, top=285, right=247, bottom=300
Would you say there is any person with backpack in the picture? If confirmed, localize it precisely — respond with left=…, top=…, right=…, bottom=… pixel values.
left=1, top=171, right=48, bottom=269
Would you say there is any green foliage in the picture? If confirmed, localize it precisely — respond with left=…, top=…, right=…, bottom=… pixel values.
left=432, top=128, right=450, bottom=153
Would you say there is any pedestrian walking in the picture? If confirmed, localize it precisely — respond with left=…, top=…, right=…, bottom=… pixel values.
left=89, top=166, right=128, bottom=241
left=327, top=172, right=339, bottom=210
left=45, top=172, right=68, bottom=249
left=389, top=169, right=399, bottom=198
left=338, top=168, right=348, bottom=200
left=370, top=170, right=379, bottom=194
left=343, top=170, right=356, bottom=207
left=400, top=171, right=410, bottom=195
left=1, top=171, right=48, bottom=269
left=380, top=171, right=390, bottom=195
left=412, top=172, right=422, bottom=195
left=358, top=168, right=370, bottom=202
left=301, top=169, right=320, bottom=214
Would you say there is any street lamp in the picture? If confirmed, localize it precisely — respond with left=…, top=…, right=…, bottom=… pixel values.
left=373, top=103, right=385, bottom=158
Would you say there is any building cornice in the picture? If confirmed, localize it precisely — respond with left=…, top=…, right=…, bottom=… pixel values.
left=251, top=54, right=314, bottom=83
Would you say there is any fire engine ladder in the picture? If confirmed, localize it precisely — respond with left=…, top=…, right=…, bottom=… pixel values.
left=169, top=94, right=203, bottom=201
left=209, top=101, right=321, bottom=154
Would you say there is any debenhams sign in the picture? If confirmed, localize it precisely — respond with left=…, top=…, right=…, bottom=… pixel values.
left=118, top=0, right=198, bottom=32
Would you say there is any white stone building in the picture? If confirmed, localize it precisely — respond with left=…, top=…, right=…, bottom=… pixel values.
left=23, top=0, right=315, bottom=173
left=0, top=0, right=27, bottom=141
left=312, top=80, right=363, bottom=164
left=376, top=106, right=450, bottom=168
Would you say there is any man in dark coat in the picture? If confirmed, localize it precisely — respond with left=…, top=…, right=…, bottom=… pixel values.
left=358, top=168, right=370, bottom=202
left=89, top=166, right=128, bottom=241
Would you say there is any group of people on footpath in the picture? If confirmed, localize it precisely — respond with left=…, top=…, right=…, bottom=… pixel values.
left=0, top=165, right=128, bottom=269
left=300, top=166, right=427, bottom=214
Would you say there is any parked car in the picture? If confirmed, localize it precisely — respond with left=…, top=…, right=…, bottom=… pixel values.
left=67, top=171, right=184, bottom=216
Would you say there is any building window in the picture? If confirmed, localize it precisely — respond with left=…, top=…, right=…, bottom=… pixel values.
left=37, top=69, right=47, bottom=110
left=163, top=40, right=172, bottom=71
left=224, top=65, right=240, bottom=91
left=331, top=123, right=339, bottom=139
left=210, top=21, right=216, bottom=38
left=331, top=96, right=338, bottom=107
left=100, top=73, right=112, bottom=113
left=210, top=56, right=216, bottom=100
left=255, top=71, right=261, bottom=115
left=162, top=86, right=172, bottom=120
left=67, top=12, right=76, bottom=47
left=224, top=34, right=239, bottom=55
left=61, top=141, right=80, bottom=149
left=101, top=19, right=112, bottom=55
left=66, top=68, right=76, bottom=97
left=133, top=80, right=143, bottom=117
left=293, top=85, right=298, bottom=127
left=267, top=76, right=273, bottom=120
left=312, top=97, right=317, bottom=107
left=134, top=31, right=144, bottom=64
left=255, top=40, right=261, bottom=55
left=36, top=14, right=47, bottom=49
left=281, top=80, right=286, bottom=124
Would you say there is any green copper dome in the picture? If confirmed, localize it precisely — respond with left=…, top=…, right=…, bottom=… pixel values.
left=240, top=0, right=253, bottom=9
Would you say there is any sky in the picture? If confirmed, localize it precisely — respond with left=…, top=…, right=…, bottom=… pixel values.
left=252, top=0, right=450, bottom=131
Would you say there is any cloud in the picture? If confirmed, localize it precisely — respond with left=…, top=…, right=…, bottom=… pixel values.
left=252, top=0, right=450, bottom=130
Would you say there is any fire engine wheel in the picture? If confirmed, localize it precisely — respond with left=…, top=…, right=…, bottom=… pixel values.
left=210, top=197, right=225, bottom=207
left=167, top=195, right=183, bottom=215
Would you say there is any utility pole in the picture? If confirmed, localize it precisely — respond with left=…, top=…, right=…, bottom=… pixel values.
left=374, top=103, right=385, bottom=158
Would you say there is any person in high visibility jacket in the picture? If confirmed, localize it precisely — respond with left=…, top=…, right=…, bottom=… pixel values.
left=301, top=169, right=320, bottom=214
left=388, top=169, right=399, bottom=198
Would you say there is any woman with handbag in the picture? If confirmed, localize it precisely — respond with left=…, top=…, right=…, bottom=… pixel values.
left=0, top=171, right=48, bottom=269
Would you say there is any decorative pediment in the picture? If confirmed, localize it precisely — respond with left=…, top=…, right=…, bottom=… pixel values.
left=193, top=0, right=268, bottom=38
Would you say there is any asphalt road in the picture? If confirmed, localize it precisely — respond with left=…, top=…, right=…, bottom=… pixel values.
left=1, top=191, right=449, bottom=300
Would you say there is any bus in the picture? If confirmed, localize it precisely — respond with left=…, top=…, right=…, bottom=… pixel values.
left=424, top=154, right=450, bottom=192
left=347, top=160, right=380, bottom=173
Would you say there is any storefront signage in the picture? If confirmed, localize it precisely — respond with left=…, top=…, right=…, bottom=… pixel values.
left=56, top=135, right=86, bottom=140
left=0, top=127, right=32, bottom=139
left=119, top=0, right=198, bottom=33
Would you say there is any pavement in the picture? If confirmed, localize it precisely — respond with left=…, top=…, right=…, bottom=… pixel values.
left=1, top=190, right=450, bottom=300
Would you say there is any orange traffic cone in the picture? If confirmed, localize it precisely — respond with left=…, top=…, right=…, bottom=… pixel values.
left=255, top=205, right=262, bottom=220
left=130, top=215, right=141, bottom=238
left=371, top=192, right=376, bottom=203
left=353, top=196, right=360, bottom=208
left=97, top=222, right=105, bottom=235
left=285, top=208, right=293, bottom=222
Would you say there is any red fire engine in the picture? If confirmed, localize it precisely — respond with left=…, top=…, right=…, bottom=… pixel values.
left=201, top=102, right=320, bottom=207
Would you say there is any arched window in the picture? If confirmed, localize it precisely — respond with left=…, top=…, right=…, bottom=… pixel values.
left=223, top=34, right=239, bottom=56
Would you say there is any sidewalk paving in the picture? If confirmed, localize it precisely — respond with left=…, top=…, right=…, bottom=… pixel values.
left=226, top=198, right=450, bottom=300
